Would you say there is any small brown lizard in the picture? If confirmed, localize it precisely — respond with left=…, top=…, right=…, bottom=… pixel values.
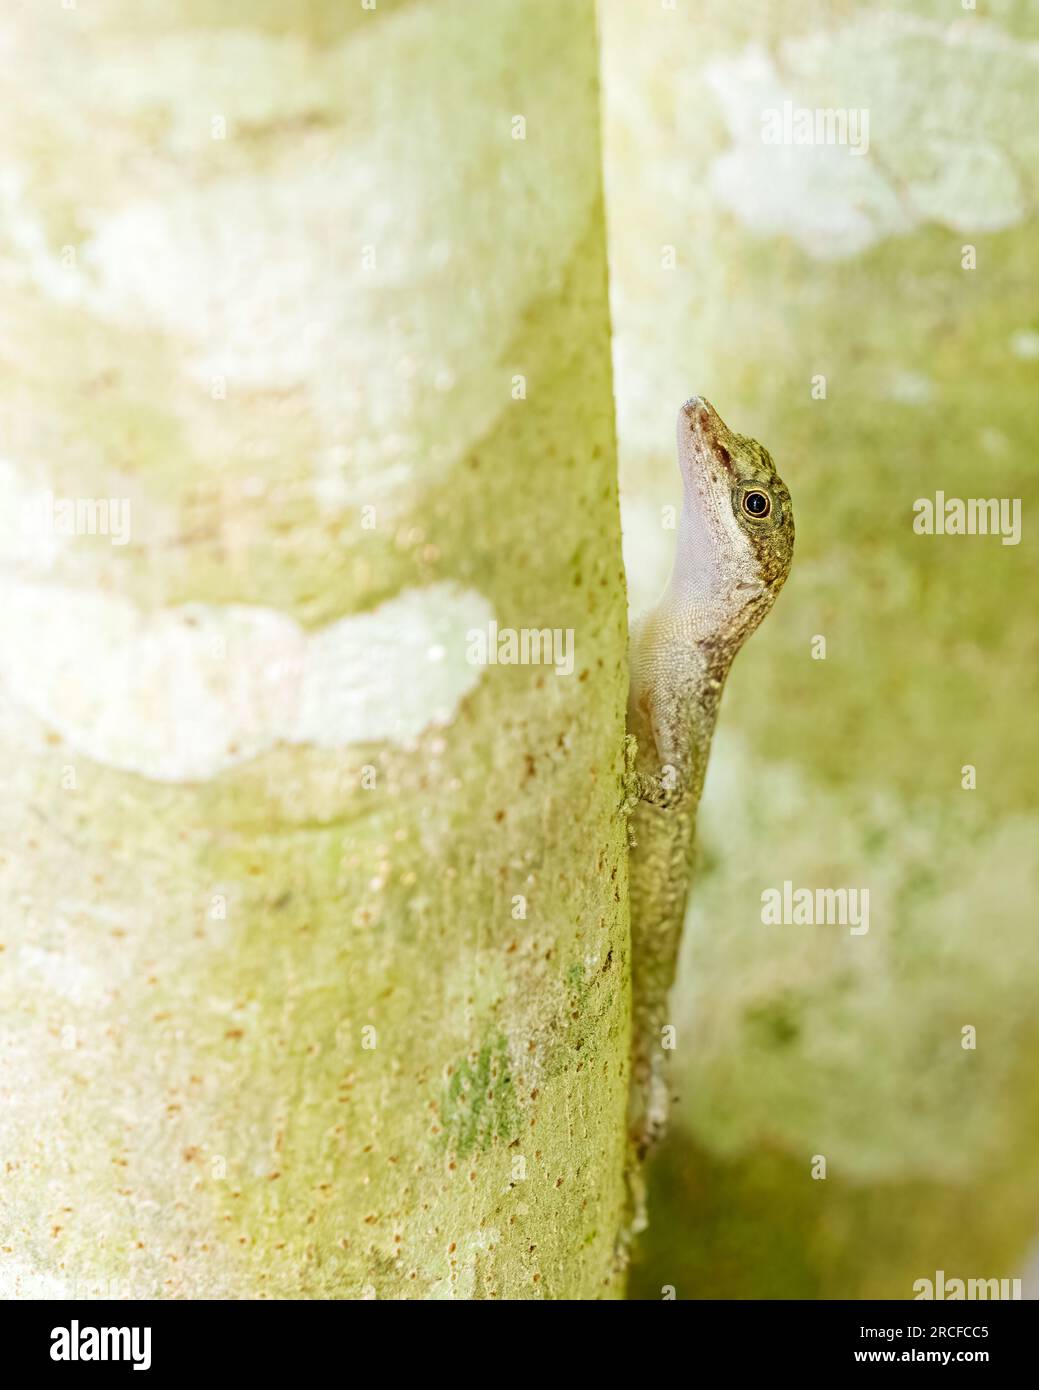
left=623, top=396, right=795, bottom=1233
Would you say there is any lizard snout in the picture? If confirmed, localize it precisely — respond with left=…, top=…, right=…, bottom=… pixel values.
left=679, top=396, right=724, bottom=447
left=680, top=396, right=712, bottom=427
left=677, top=396, right=736, bottom=480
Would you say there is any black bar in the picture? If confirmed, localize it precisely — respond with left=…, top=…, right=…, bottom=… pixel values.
left=4, top=1298, right=1033, bottom=1376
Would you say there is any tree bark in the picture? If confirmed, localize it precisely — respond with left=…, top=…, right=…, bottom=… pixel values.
left=1, top=0, right=630, bottom=1299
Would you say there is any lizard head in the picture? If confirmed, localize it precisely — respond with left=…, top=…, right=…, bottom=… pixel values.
left=670, top=396, right=794, bottom=647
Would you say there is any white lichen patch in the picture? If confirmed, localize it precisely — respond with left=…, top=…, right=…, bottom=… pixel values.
left=16, top=942, right=102, bottom=1007
left=1010, top=329, right=1039, bottom=360
left=297, top=589, right=493, bottom=747
left=704, top=45, right=910, bottom=260
left=0, top=581, right=493, bottom=782
left=704, top=17, right=1037, bottom=259
left=0, top=3, right=601, bottom=517
left=0, top=1260, right=73, bottom=1301
left=881, top=371, right=934, bottom=406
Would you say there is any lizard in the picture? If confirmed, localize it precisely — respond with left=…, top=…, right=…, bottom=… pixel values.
left=621, top=395, right=795, bottom=1235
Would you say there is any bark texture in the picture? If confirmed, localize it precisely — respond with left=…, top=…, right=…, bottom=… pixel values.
left=1, top=0, right=630, bottom=1299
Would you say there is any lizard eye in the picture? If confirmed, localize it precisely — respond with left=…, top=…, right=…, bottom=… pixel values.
left=742, top=490, right=771, bottom=518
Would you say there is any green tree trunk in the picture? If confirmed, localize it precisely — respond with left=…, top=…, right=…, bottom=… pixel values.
left=1, top=0, right=630, bottom=1299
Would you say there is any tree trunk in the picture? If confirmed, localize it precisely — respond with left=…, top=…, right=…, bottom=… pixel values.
left=1, top=0, right=630, bottom=1299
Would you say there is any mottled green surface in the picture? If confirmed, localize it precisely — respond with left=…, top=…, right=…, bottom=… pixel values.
left=1, top=1, right=630, bottom=1299
left=602, top=0, right=1039, bottom=1299
left=7, top=0, right=1036, bottom=1305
